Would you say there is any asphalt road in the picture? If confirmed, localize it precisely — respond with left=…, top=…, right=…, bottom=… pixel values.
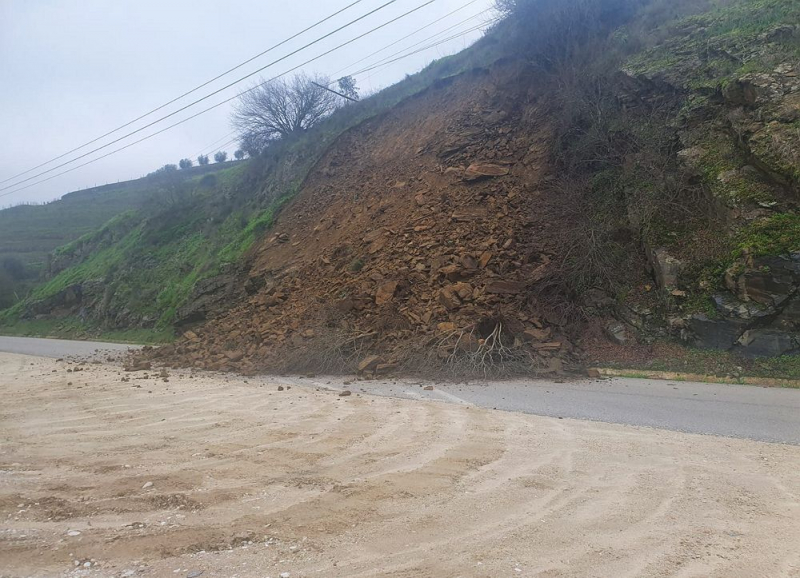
left=285, top=374, right=800, bottom=445
left=0, top=335, right=137, bottom=359
left=1, top=335, right=797, bottom=444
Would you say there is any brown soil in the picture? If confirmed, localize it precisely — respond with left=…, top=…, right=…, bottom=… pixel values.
left=155, top=66, right=584, bottom=377
left=3, top=352, right=800, bottom=577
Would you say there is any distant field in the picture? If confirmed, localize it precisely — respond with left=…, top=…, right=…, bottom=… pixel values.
left=0, top=163, right=239, bottom=275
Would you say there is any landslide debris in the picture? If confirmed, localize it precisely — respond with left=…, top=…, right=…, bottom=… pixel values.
left=152, top=67, right=578, bottom=377
left=136, top=0, right=800, bottom=375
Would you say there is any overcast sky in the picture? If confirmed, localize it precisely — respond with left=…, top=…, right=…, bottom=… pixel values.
left=0, top=0, right=496, bottom=206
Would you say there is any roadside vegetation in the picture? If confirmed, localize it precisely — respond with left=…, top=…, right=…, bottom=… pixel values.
left=594, top=340, right=800, bottom=384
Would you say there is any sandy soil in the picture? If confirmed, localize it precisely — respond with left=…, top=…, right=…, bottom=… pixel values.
left=1, top=352, right=799, bottom=578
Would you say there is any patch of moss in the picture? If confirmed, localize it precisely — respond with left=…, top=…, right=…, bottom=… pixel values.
left=747, top=121, right=800, bottom=184
left=695, top=137, right=775, bottom=205
left=683, top=291, right=719, bottom=318
left=626, top=0, right=800, bottom=87
left=733, top=212, right=800, bottom=259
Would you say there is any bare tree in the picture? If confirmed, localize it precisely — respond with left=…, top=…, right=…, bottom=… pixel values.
left=231, top=72, right=341, bottom=153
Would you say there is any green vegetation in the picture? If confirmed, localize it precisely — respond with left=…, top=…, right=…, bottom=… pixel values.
left=0, top=163, right=242, bottom=309
left=627, top=0, right=800, bottom=84
left=598, top=343, right=800, bottom=384
left=218, top=193, right=292, bottom=265
left=0, top=163, right=257, bottom=334
left=733, top=213, right=800, bottom=258
left=0, top=316, right=173, bottom=344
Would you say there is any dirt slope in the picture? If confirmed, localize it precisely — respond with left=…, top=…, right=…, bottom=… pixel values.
left=2, top=353, right=799, bottom=577
left=155, top=66, right=580, bottom=376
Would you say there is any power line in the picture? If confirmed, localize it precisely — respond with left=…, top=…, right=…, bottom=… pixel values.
left=329, top=0, right=484, bottom=78
left=0, top=0, right=367, bottom=188
left=0, top=0, right=407, bottom=193
left=0, top=0, right=440, bottom=200
left=348, top=18, right=498, bottom=79
left=311, top=81, right=359, bottom=102
left=201, top=137, right=240, bottom=158
left=338, top=10, right=492, bottom=82
left=200, top=138, right=240, bottom=162
left=2, top=7, right=488, bottom=202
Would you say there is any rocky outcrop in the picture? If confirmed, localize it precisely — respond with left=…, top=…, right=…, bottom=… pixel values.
left=173, top=267, right=250, bottom=328
left=22, top=279, right=155, bottom=329
left=647, top=247, right=681, bottom=292
left=677, top=254, right=800, bottom=357
left=23, top=283, right=92, bottom=318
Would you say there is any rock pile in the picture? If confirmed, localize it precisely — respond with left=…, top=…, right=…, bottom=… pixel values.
left=150, top=68, right=579, bottom=376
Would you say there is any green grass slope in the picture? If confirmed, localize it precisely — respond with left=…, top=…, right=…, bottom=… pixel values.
left=0, top=163, right=237, bottom=272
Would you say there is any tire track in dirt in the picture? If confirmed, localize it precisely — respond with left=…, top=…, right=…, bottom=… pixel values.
left=1, top=352, right=799, bottom=577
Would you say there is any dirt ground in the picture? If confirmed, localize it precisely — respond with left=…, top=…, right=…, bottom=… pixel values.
left=1, top=352, right=799, bottom=578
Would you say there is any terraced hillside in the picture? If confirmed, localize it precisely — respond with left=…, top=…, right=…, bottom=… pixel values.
left=0, top=163, right=232, bottom=275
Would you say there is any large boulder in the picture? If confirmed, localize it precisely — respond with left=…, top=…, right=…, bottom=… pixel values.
left=712, top=293, right=773, bottom=320
left=773, top=297, right=800, bottom=330
left=736, top=329, right=798, bottom=358
left=687, top=315, right=749, bottom=350
left=734, top=256, right=800, bottom=307
left=463, top=163, right=510, bottom=181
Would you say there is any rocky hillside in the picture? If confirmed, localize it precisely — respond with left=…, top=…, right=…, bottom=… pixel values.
left=0, top=40, right=503, bottom=341
left=5, top=0, right=799, bottom=375
left=150, top=0, right=799, bottom=375
left=615, top=0, right=800, bottom=357
left=153, top=65, right=579, bottom=376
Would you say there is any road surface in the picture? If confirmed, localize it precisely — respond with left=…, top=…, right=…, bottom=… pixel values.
left=1, top=335, right=798, bottom=444
left=287, top=374, right=800, bottom=445
left=0, top=335, right=137, bottom=358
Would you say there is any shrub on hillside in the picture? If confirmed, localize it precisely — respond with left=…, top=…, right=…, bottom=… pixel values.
left=495, top=0, right=719, bottom=305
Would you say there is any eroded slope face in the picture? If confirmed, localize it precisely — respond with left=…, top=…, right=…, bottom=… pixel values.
left=156, top=67, right=577, bottom=376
